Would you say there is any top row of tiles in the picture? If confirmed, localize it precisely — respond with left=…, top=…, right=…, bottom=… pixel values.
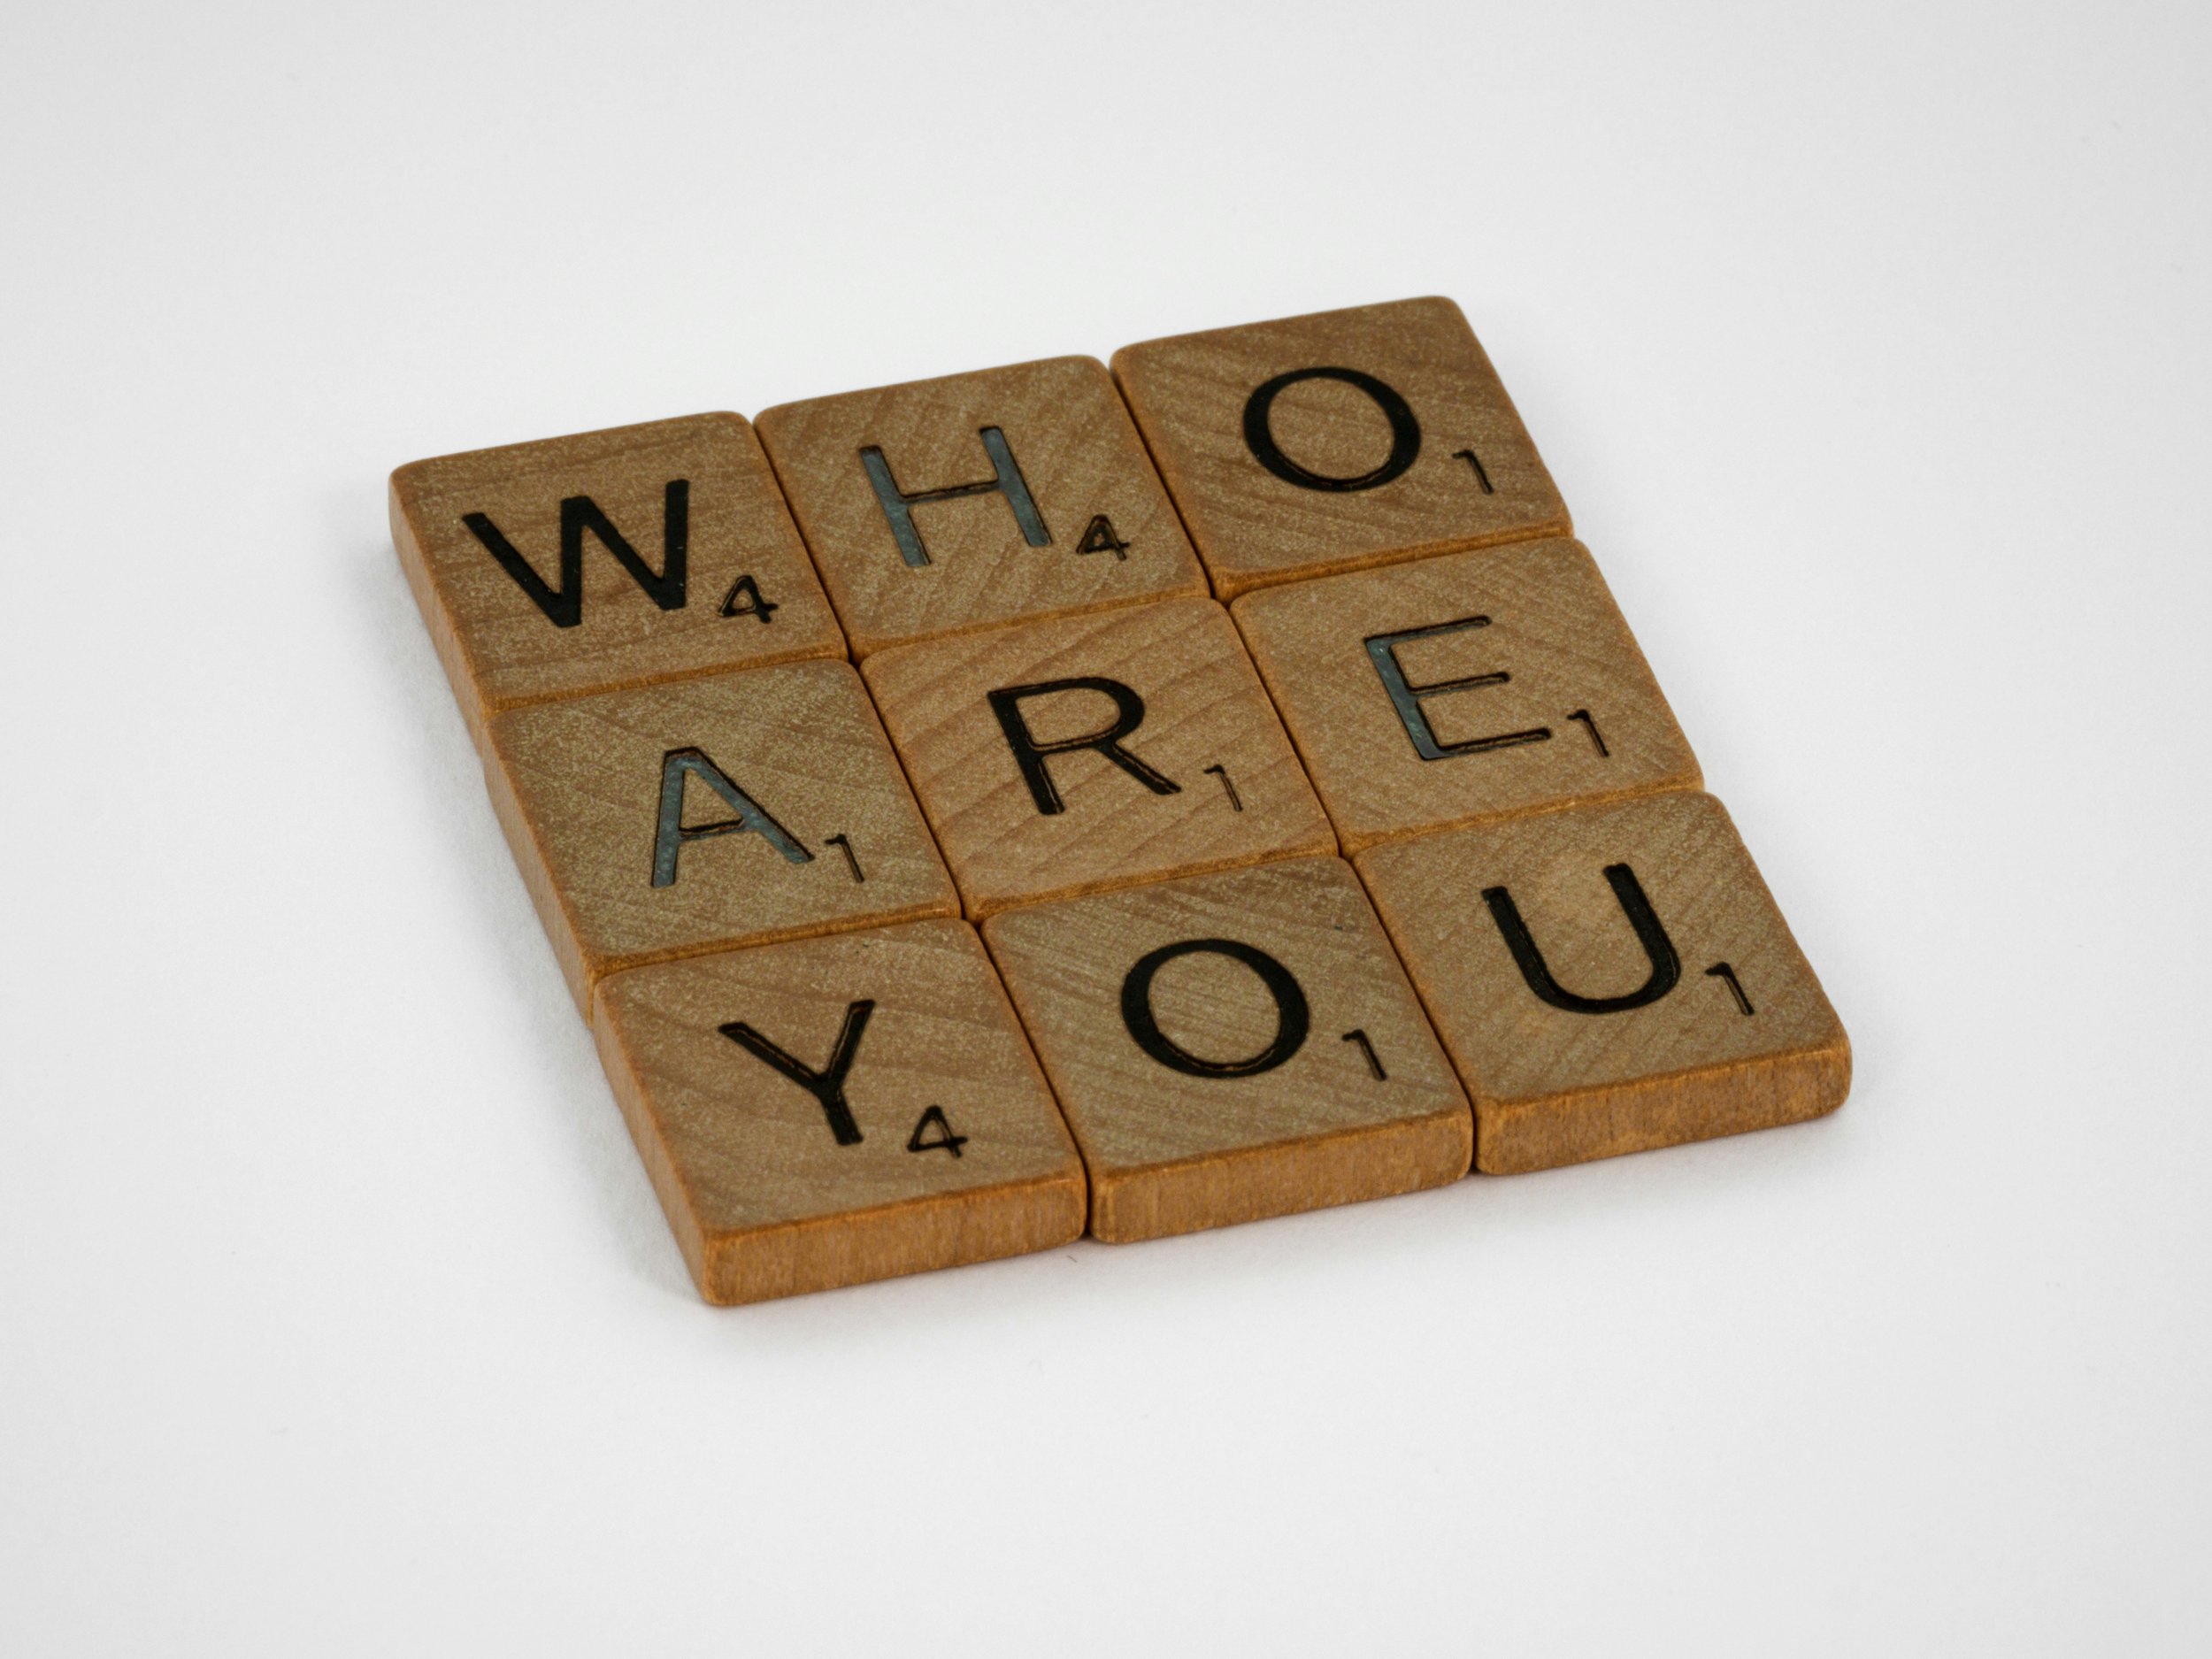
left=392, top=297, right=1571, bottom=741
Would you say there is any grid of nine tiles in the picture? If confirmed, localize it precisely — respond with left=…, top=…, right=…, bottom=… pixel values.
left=392, top=296, right=1851, bottom=1305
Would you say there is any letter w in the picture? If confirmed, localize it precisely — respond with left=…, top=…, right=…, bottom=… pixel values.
left=463, top=480, right=690, bottom=628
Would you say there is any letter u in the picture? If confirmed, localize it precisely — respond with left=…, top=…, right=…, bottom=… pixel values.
left=1481, top=863, right=1681, bottom=1014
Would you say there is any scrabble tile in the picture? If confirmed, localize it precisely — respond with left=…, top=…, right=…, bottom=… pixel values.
left=1357, top=792, right=1848, bottom=1174
left=862, top=597, right=1337, bottom=918
left=755, top=357, right=1207, bottom=657
left=983, top=858, right=1471, bottom=1242
left=1112, top=297, right=1571, bottom=598
left=593, top=919, right=1086, bottom=1304
left=1233, top=538, right=1701, bottom=853
left=485, top=659, right=957, bottom=1018
left=391, top=413, right=845, bottom=748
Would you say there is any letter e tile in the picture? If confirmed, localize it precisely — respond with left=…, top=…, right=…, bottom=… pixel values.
left=1233, top=538, right=1700, bottom=852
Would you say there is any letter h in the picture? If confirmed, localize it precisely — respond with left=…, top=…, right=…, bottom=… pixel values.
left=859, top=427, right=1051, bottom=568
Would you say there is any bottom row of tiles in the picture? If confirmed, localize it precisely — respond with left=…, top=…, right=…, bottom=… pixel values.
left=590, top=789, right=1850, bottom=1304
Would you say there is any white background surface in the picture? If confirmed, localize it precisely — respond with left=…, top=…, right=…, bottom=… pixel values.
left=4, top=2, right=2208, bottom=1652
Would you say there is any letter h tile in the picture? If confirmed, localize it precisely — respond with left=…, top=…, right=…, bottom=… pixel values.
left=757, top=357, right=1208, bottom=657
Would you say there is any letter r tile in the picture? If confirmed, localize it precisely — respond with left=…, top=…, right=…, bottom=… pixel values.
left=755, top=357, right=1208, bottom=657
left=484, top=659, right=957, bottom=1018
left=390, top=413, right=846, bottom=750
left=593, top=919, right=1085, bottom=1304
left=1357, top=792, right=1850, bottom=1175
left=862, top=597, right=1337, bottom=918
left=1112, top=298, right=1571, bottom=598
left=983, top=858, right=1471, bottom=1242
left=1233, top=538, right=1701, bottom=852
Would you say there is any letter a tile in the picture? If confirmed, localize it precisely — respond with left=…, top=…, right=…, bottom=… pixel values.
left=1357, top=793, right=1849, bottom=1174
left=485, top=659, right=957, bottom=1017
left=863, top=597, right=1337, bottom=918
left=594, top=920, right=1086, bottom=1304
left=1112, top=298, right=1571, bottom=598
left=1233, top=539, right=1700, bottom=852
left=984, top=858, right=1471, bottom=1242
left=391, top=413, right=846, bottom=749
left=756, top=357, right=1207, bottom=657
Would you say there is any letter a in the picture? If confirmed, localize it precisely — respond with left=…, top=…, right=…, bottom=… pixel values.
left=651, top=746, right=812, bottom=887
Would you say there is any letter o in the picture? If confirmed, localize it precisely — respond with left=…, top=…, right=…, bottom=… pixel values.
left=1118, top=937, right=1311, bottom=1079
left=1240, top=365, right=1423, bottom=493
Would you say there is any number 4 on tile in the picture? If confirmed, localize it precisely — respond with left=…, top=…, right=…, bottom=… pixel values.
left=907, top=1105, right=968, bottom=1157
left=1075, top=515, right=1129, bottom=560
left=719, top=573, right=780, bottom=622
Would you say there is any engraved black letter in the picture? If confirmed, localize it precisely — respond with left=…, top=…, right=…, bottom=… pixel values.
left=987, top=678, right=1180, bottom=816
left=718, top=1000, right=873, bottom=1146
left=651, top=747, right=812, bottom=887
left=1242, top=367, right=1421, bottom=493
left=1363, top=615, right=1551, bottom=761
left=1482, top=863, right=1681, bottom=1014
left=860, top=427, right=1050, bottom=568
left=1119, top=938, right=1310, bottom=1078
left=463, top=480, right=689, bottom=629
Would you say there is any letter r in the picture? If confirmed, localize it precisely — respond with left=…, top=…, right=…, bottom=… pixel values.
left=986, top=677, right=1181, bottom=815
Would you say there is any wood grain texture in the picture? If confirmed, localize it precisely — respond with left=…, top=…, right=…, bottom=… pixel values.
left=592, top=920, right=1086, bottom=1305
left=863, top=597, right=1336, bottom=918
left=984, top=857, right=1470, bottom=1242
left=1233, top=538, right=1701, bottom=852
left=391, top=413, right=845, bottom=749
left=1356, top=792, right=1848, bottom=1174
left=1111, top=297, right=1571, bottom=598
left=755, top=357, right=1206, bottom=657
left=485, top=660, right=957, bottom=1018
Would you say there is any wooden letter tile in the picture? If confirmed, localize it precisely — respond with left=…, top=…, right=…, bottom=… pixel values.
left=984, top=858, right=1471, bottom=1242
left=862, top=597, right=1336, bottom=918
left=485, top=660, right=957, bottom=1017
left=1111, top=297, right=1571, bottom=598
left=755, top=357, right=1207, bottom=657
left=392, top=413, right=845, bottom=748
left=1356, top=793, right=1849, bottom=1174
left=593, top=920, right=1086, bottom=1304
left=1233, top=538, right=1700, bottom=853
